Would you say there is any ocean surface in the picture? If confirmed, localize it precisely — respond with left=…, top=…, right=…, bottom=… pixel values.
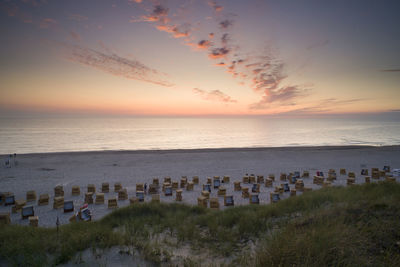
left=0, top=114, right=399, bottom=154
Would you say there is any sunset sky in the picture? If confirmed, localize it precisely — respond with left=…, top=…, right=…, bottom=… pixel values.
left=1, top=0, right=399, bottom=116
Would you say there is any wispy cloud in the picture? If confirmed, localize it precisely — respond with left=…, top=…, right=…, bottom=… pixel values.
left=193, top=88, right=237, bottom=103
left=69, top=31, right=81, bottom=41
left=131, top=0, right=310, bottom=108
left=380, top=69, right=400, bottom=72
left=68, top=14, right=88, bottom=22
left=62, top=43, right=174, bottom=87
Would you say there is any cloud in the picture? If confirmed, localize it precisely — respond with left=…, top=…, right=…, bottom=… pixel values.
left=68, top=14, right=88, bottom=22
left=219, top=19, right=233, bottom=29
left=193, top=88, right=237, bottom=103
left=306, top=39, right=330, bottom=50
left=208, top=1, right=223, bottom=12
left=250, top=86, right=308, bottom=109
left=380, top=69, right=400, bottom=72
left=209, top=47, right=230, bottom=59
left=197, top=39, right=212, bottom=50
left=39, top=18, right=56, bottom=28
left=69, top=31, right=81, bottom=41
left=62, top=44, right=174, bottom=87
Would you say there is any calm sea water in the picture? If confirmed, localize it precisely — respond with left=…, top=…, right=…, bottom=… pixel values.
left=0, top=114, right=399, bottom=154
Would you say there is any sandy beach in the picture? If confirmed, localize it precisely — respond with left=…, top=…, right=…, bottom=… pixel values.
left=1, top=146, right=399, bottom=227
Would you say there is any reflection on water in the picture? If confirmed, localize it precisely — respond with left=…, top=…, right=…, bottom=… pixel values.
left=0, top=115, right=399, bottom=154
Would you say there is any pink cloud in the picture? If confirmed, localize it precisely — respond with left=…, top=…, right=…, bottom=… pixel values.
left=193, top=88, right=237, bottom=103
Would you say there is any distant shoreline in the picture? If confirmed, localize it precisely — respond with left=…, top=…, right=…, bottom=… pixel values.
left=3, top=144, right=400, bottom=157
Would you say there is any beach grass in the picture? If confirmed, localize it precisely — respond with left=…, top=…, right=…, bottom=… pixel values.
left=1, top=181, right=400, bottom=266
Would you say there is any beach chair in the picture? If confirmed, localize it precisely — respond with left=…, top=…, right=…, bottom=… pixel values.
left=176, top=189, right=183, bottom=201
left=295, top=179, right=304, bottom=191
left=152, top=194, right=160, bottom=203
left=270, top=192, right=280, bottom=203
left=149, top=184, right=158, bottom=194
left=224, top=195, right=234, bottom=206
left=136, top=184, right=144, bottom=192
left=80, top=207, right=92, bottom=221
left=361, top=169, right=368, bottom=175
left=0, top=192, right=11, bottom=205
left=242, top=187, right=249, bottom=198
left=203, top=184, right=211, bottom=192
left=265, top=178, right=273, bottom=187
left=152, top=178, right=159, bottom=186
left=129, top=197, right=139, bottom=205
left=252, top=183, right=260, bottom=193
left=275, top=185, right=284, bottom=194
left=282, top=183, right=290, bottom=192
left=114, top=183, right=122, bottom=192
left=201, top=190, right=210, bottom=199
left=118, top=188, right=128, bottom=200
left=316, top=171, right=324, bottom=177
left=33, top=198, right=45, bottom=212
left=84, top=192, right=94, bottom=204
left=54, top=185, right=64, bottom=197
left=172, top=181, right=179, bottom=189
left=186, top=181, right=194, bottom=191
left=213, top=177, right=221, bottom=189
left=249, top=175, right=256, bottom=184
left=257, top=175, right=264, bottom=184
left=210, top=198, right=219, bottom=210
left=14, top=199, right=26, bottom=213
left=347, top=178, right=356, bottom=186
left=268, top=174, right=275, bottom=181
left=53, top=197, right=64, bottom=209
left=164, top=186, right=172, bottom=196
left=87, top=184, right=96, bottom=193
left=21, top=205, right=34, bottom=219
left=207, top=177, right=212, bottom=185
left=340, top=168, right=346, bottom=175
left=313, top=175, right=324, bottom=185
left=383, top=166, right=390, bottom=172
left=197, top=196, right=207, bottom=208
left=29, top=216, right=39, bottom=227
left=280, top=173, right=287, bottom=181
left=348, top=172, right=356, bottom=178
left=250, top=194, right=260, bottom=204
left=223, top=176, right=230, bottom=183
left=192, top=176, right=199, bottom=184
left=180, top=177, right=188, bottom=188
left=26, top=191, right=37, bottom=202
left=95, top=193, right=105, bottom=204
left=365, top=176, right=371, bottom=183
left=136, top=191, right=145, bottom=202
left=302, top=171, right=310, bottom=178
left=290, top=188, right=297, bottom=196
left=4, top=194, right=15, bottom=206
left=234, top=181, right=241, bottom=191
left=0, top=213, right=11, bottom=225
left=164, top=177, right=172, bottom=184
left=63, top=201, right=74, bottom=213
left=101, top=183, right=109, bottom=193
left=217, top=187, right=226, bottom=196
left=71, top=186, right=80, bottom=196
left=108, top=197, right=118, bottom=208
left=242, top=176, right=249, bottom=184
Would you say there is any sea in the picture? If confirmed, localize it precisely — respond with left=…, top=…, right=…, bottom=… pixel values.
left=0, top=113, right=399, bottom=154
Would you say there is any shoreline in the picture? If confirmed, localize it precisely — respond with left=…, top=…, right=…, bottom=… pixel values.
left=2, top=144, right=399, bottom=157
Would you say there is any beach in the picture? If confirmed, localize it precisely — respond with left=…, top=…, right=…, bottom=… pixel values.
left=1, top=145, right=399, bottom=227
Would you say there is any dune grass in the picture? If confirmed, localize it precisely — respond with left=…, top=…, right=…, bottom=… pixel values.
left=1, top=182, right=400, bottom=266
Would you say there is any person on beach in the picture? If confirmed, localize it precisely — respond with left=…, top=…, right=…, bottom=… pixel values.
left=144, top=183, right=147, bottom=194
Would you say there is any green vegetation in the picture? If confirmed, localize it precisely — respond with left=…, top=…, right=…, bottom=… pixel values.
left=1, top=182, right=400, bottom=266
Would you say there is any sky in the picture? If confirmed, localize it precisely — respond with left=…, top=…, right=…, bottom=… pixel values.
left=0, top=0, right=399, bottom=116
